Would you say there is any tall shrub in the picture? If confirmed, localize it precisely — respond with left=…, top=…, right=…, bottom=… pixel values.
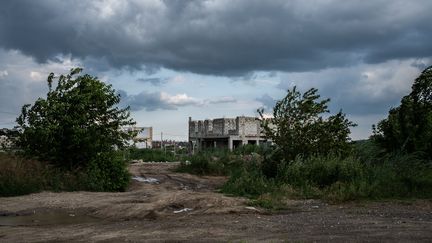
left=15, top=68, right=135, bottom=191
left=258, top=86, right=356, bottom=177
left=373, top=66, right=432, bottom=159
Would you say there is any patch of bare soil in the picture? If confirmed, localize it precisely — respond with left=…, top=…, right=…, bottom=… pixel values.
left=1, top=162, right=431, bottom=242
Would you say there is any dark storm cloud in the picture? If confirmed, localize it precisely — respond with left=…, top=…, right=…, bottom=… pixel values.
left=1, top=0, right=431, bottom=75
left=276, top=61, right=424, bottom=116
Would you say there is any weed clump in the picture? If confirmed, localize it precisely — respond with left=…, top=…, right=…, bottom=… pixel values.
left=0, top=152, right=130, bottom=197
left=220, top=147, right=432, bottom=207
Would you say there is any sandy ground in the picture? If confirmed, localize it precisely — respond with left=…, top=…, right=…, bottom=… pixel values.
left=0, top=162, right=431, bottom=242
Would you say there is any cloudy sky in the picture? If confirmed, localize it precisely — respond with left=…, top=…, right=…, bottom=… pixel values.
left=0, top=0, right=431, bottom=140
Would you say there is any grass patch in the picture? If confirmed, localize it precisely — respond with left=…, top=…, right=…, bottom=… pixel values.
left=176, top=147, right=265, bottom=176
left=0, top=152, right=130, bottom=197
left=176, top=150, right=239, bottom=175
left=221, top=151, right=432, bottom=208
left=0, top=153, right=47, bottom=196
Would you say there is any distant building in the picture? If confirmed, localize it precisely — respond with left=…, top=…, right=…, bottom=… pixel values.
left=0, top=135, right=12, bottom=150
left=123, top=126, right=153, bottom=148
left=188, top=116, right=269, bottom=151
left=0, top=128, right=18, bottom=151
left=152, top=140, right=162, bottom=149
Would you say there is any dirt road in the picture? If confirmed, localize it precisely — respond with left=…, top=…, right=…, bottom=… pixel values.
left=1, top=162, right=431, bottom=242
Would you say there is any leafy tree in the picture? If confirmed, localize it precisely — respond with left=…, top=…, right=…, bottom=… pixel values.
left=259, top=86, right=356, bottom=164
left=373, top=65, right=432, bottom=159
left=16, top=68, right=135, bottom=190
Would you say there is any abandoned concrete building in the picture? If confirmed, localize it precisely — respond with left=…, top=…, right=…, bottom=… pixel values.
left=188, top=116, right=269, bottom=151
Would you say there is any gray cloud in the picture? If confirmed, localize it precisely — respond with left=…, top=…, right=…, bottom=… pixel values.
left=119, top=90, right=203, bottom=111
left=136, top=77, right=167, bottom=86
left=256, top=94, right=276, bottom=110
left=0, top=49, right=79, bottom=128
left=1, top=0, right=431, bottom=75
left=119, top=90, right=175, bottom=111
left=208, top=96, right=237, bottom=104
left=276, top=59, right=428, bottom=116
left=119, top=90, right=238, bottom=111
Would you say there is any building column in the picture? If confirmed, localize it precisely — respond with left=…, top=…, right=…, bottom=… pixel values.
left=256, top=139, right=260, bottom=146
left=214, top=140, right=217, bottom=148
left=190, top=141, right=193, bottom=155
left=228, top=137, right=233, bottom=151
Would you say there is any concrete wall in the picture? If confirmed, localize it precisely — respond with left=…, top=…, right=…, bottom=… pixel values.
left=224, top=118, right=237, bottom=135
left=189, top=116, right=262, bottom=138
left=237, top=116, right=260, bottom=136
left=189, top=120, right=199, bottom=137
left=212, top=119, right=224, bottom=135
left=189, top=116, right=271, bottom=152
left=204, top=119, right=213, bottom=135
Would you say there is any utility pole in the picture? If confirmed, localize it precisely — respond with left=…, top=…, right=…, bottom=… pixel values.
left=161, top=131, right=167, bottom=155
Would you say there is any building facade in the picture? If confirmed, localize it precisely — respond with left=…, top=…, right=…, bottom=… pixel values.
left=188, top=116, right=269, bottom=151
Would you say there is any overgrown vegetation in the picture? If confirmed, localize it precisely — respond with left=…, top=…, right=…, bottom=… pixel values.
left=258, top=86, right=356, bottom=162
left=372, top=66, right=432, bottom=160
left=176, top=145, right=271, bottom=176
left=6, top=68, right=134, bottom=194
left=223, top=148, right=432, bottom=205
left=0, top=152, right=130, bottom=196
left=181, top=68, right=432, bottom=208
left=177, top=148, right=239, bottom=175
left=0, top=153, right=48, bottom=196
left=3, top=66, right=432, bottom=205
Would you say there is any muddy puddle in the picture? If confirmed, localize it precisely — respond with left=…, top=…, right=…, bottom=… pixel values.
left=0, top=210, right=100, bottom=226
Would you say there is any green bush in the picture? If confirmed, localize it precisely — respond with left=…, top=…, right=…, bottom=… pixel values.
left=221, top=152, right=432, bottom=205
left=43, top=168, right=84, bottom=192
left=367, top=153, right=432, bottom=198
left=259, top=86, right=356, bottom=162
left=233, top=144, right=270, bottom=156
left=83, top=152, right=130, bottom=192
left=352, top=140, right=385, bottom=164
left=219, top=75, right=432, bottom=206
left=177, top=152, right=230, bottom=175
left=176, top=148, right=262, bottom=176
left=14, top=68, right=135, bottom=192
left=222, top=161, right=275, bottom=197
left=373, top=65, right=432, bottom=159
left=279, top=154, right=432, bottom=201
left=278, top=155, right=365, bottom=188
